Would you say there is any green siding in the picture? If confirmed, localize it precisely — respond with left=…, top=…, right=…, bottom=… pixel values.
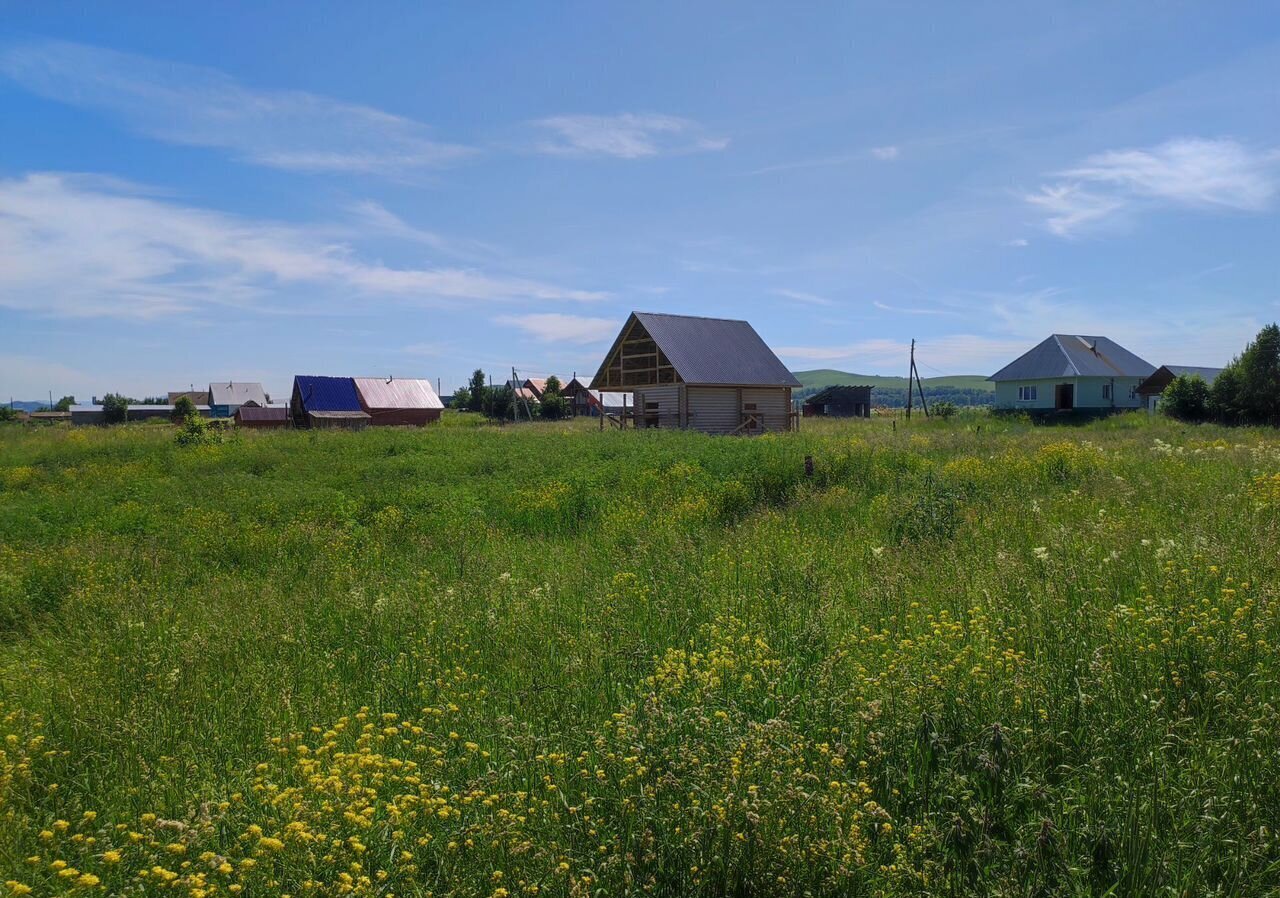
left=993, top=377, right=1144, bottom=410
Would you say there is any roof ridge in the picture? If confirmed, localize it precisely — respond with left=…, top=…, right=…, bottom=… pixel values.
left=634, top=310, right=751, bottom=324
left=1050, top=334, right=1082, bottom=376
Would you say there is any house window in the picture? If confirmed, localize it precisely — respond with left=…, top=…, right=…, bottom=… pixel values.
left=1128, top=386, right=1137, bottom=399
left=1017, top=385, right=1037, bottom=401
left=743, top=402, right=757, bottom=411
left=1102, top=384, right=1112, bottom=400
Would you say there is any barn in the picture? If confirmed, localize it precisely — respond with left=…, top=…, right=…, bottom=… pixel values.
left=589, top=312, right=800, bottom=434
left=802, top=385, right=874, bottom=418
left=291, top=376, right=371, bottom=429
left=234, top=406, right=290, bottom=429
left=353, top=377, right=444, bottom=426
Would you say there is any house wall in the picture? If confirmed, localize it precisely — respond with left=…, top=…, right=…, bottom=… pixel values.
left=686, top=386, right=739, bottom=433
left=741, top=387, right=791, bottom=433
left=632, top=385, right=682, bottom=428
left=994, top=377, right=1145, bottom=410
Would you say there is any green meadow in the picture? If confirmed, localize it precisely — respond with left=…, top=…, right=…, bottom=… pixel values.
left=2, top=413, right=1279, bottom=897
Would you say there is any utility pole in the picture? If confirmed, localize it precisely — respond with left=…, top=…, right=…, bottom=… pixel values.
left=906, top=339, right=929, bottom=420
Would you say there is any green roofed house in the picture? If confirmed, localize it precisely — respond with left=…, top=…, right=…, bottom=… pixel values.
left=990, top=335, right=1155, bottom=412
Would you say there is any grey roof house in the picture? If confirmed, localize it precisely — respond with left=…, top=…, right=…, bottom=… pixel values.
left=1135, top=365, right=1223, bottom=411
left=990, top=334, right=1155, bottom=411
left=208, top=382, right=268, bottom=417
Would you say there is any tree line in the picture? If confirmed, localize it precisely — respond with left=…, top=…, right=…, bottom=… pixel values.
left=452, top=370, right=571, bottom=421
left=1161, top=324, right=1280, bottom=426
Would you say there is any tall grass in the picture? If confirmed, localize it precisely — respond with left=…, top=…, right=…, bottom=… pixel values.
left=1, top=413, right=1278, bottom=896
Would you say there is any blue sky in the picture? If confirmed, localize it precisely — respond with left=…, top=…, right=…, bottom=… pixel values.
left=1, top=1, right=1277, bottom=401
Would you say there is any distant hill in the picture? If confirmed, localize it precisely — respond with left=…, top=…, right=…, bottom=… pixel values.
left=6, top=401, right=49, bottom=413
left=793, top=369, right=993, bottom=408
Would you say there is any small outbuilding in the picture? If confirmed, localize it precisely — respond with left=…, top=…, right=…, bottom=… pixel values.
left=1135, top=365, right=1223, bottom=412
left=353, top=377, right=444, bottom=426
left=169, top=390, right=211, bottom=405
left=28, top=410, right=71, bottom=424
left=802, top=385, right=874, bottom=418
left=209, top=382, right=268, bottom=418
left=307, top=410, right=370, bottom=430
left=235, top=406, right=290, bottom=429
left=589, top=311, right=800, bottom=434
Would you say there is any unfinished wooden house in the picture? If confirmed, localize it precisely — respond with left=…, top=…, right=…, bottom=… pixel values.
left=589, top=312, right=800, bottom=434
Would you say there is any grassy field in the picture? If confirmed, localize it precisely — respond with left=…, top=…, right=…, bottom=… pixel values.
left=2, top=413, right=1279, bottom=897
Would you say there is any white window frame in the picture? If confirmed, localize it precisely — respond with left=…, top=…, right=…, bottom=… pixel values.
left=1017, top=385, right=1037, bottom=402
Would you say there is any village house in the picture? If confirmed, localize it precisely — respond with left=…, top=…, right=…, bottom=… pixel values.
left=290, top=376, right=371, bottom=430
left=1135, top=365, right=1223, bottom=412
left=990, top=335, right=1154, bottom=412
left=208, top=382, right=268, bottom=418
left=590, top=312, right=800, bottom=434
left=801, top=385, right=874, bottom=418
left=353, top=377, right=444, bottom=426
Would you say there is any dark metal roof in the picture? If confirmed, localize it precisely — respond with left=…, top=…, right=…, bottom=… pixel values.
left=293, top=376, right=362, bottom=412
left=236, top=406, right=289, bottom=422
left=209, top=382, right=268, bottom=406
left=804, top=384, right=875, bottom=405
left=592, top=312, right=800, bottom=388
left=989, top=334, right=1154, bottom=381
left=352, top=377, right=444, bottom=410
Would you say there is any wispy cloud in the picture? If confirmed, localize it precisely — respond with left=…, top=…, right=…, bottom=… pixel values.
left=870, top=145, right=899, bottom=160
left=1028, top=138, right=1280, bottom=236
left=872, top=300, right=950, bottom=315
left=496, top=313, right=618, bottom=343
left=0, top=172, right=605, bottom=319
left=347, top=201, right=498, bottom=262
left=532, top=113, right=728, bottom=158
left=0, top=40, right=472, bottom=176
left=773, top=288, right=834, bottom=307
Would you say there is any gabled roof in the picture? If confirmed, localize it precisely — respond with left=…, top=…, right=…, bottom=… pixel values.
left=352, top=377, right=444, bottom=410
left=989, top=335, right=1154, bottom=382
left=236, top=406, right=289, bottom=422
left=293, top=376, right=362, bottom=412
left=169, top=391, right=210, bottom=404
left=209, top=382, right=268, bottom=406
left=1163, top=365, right=1223, bottom=383
left=805, top=384, right=875, bottom=405
left=591, top=312, right=800, bottom=388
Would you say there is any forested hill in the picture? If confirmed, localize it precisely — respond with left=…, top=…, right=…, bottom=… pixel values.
left=793, top=369, right=994, bottom=408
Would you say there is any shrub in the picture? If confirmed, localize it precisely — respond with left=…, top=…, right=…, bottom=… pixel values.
left=931, top=400, right=957, bottom=420
left=101, top=393, right=129, bottom=424
left=171, top=395, right=198, bottom=423
left=539, top=375, right=570, bottom=420
left=1160, top=374, right=1209, bottom=422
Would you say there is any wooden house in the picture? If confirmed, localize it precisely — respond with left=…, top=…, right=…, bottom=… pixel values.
left=291, top=376, right=371, bottom=429
left=589, top=312, right=800, bottom=434
left=234, top=406, right=290, bottom=429
left=1135, top=365, right=1223, bottom=412
left=353, top=377, right=444, bottom=426
left=208, top=382, right=268, bottom=418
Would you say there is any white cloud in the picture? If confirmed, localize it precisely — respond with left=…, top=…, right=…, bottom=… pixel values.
left=1028, top=138, right=1279, bottom=236
left=0, top=172, right=605, bottom=319
left=347, top=201, right=498, bottom=262
left=496, top=313, right=618, bottom=344
left=0, top=40, right=471, bottom=176
left=872, top=300, right=949, bottom=315
left=773, top=288, right=834, bottom=307
left=1007, top=238, right=1029, bottom=247
left=532, top=113, right=728, bottom=158
left=870, top=145, right=900, bottom=160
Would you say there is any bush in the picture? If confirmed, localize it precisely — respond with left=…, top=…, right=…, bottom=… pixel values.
left=539, top=375, right=570, bottom=420
left=101, top=393, right=130, bottom=424
left=451, top=387, right=472, bottom=410
left=0, top=406, right=18, bottom=422
left=931, top=400, right=957, bottom=419
left=172, top=395, right=198, bottom=423
left=1160, top=374, right=1209, bottom=422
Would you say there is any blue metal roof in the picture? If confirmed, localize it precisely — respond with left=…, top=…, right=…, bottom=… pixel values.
left=293, top=375, right=362, bottom=411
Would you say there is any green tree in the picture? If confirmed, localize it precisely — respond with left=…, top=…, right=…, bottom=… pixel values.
left=467, top=369, right=489, bottom=413
left=451, top=387, right=472, bottom=410
left=539, top=375, right=570, bottom=420
left=101, top=393, right=130, bottom=424
left=0, top=406, right=18, bottom=422
left=53, top=396, right=75, bottom=412
left=485, top=384, right=514, bottom=421
left=1210, top=324, right=1280, bottom=425
left=930, top=400, right=956, bottom=420
left=172, top=395, right=198, bottom=423
left=1160, top=375, right=1209, bottom=422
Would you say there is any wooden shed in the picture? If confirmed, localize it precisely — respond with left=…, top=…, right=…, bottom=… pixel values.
left=352, top=377, right=444, bottom=426
left=292, top=375, right=368, bottom=429
left=235, top=406, right=290, bottom=429
left=802, top=385, right=873, bottom=418
left=589, top=312, right=800, bottom=434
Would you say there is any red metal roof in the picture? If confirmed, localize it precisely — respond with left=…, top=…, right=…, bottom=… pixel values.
left=352, top=377, right=444, bottom=410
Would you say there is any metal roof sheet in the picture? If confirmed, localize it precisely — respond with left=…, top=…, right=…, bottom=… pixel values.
left=236, top=406, right=289, bottom=422
left=352, top=377, right=444, bottom=410
left=989, top=334, right=1154, bottom=381
left=591, top=312, right=800, bottom=388
left=293, top=376, right=363, bottom=412
left=308, top=410, right=372, bottom=420
left=1164, top=365, right=1223, bottom=383
left=805, top=385, right=875, bottom=404
left=209, top=382, right=268, bottom=406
